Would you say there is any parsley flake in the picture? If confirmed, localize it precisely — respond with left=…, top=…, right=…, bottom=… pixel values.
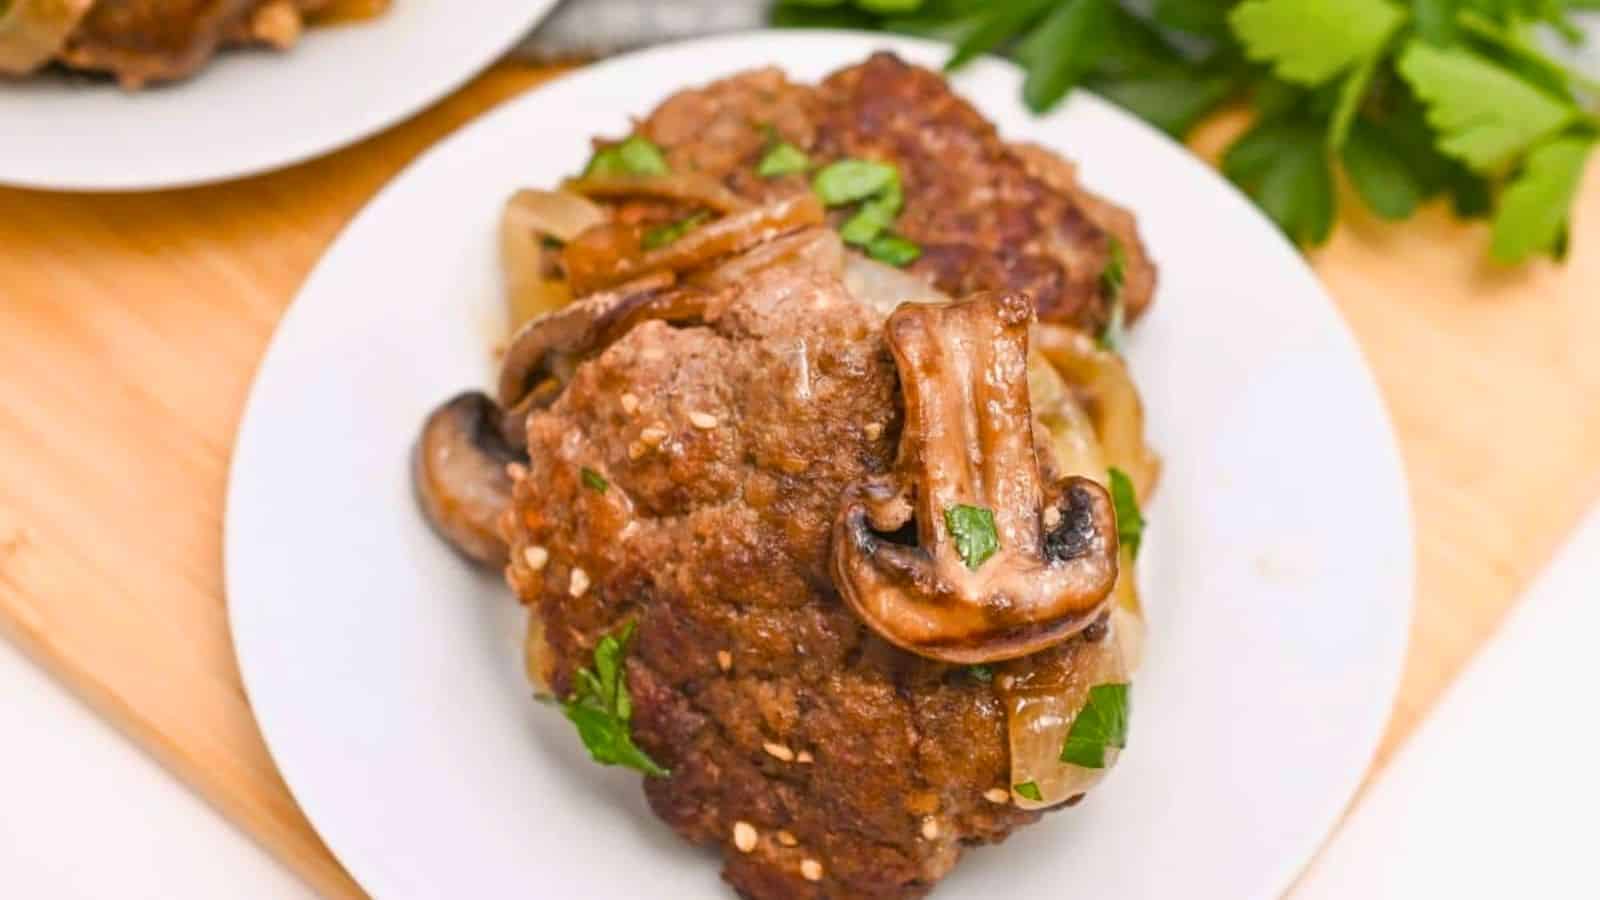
left=580, top=467, right=609, bottom=493
left=560, top=621, right=670, bottom=778
left=945, top=504, right=1000, bottom=571
left=1014, top=780, right=1044, bottom=802
left=1108, top=467, right=1144, bottom=560
left=642, top=211, right=710, bottom=250
left=1059, top=682, right=1130, bottom=769
left=967, top=664, right=994, bottom=684
left=866, top=233, right=922, bottom=266
left=584, top=135, right=670, bottom=178
left=758, top=141, right=811, bottom=178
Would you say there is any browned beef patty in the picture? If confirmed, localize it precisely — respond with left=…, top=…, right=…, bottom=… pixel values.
left=504, top=232, right=1112, bottom=898
left=57, top=0, right=335, bottom=87
left=630, top=52, right=1156, bottom=334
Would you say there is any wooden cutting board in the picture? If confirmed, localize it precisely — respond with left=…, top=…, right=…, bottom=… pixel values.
left=1, top=60, right=1597, bottom=898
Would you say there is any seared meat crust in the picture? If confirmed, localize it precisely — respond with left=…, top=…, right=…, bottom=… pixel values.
left=52, top=0, right=335, bottom=87
left=630, top=52, right=1156, bottom=334
left=506, top=235, right=1066, bottom=899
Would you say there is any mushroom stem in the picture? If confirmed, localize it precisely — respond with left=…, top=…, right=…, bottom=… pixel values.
left=832, top=293, right=1120, bottom=663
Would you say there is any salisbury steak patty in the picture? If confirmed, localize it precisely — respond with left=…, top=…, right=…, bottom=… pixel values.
left=503, top=234, right=1084, bottom=898
left=627, top=52, right=1156, bottom=334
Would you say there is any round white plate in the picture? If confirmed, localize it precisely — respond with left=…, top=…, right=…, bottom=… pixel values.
left=227, top=31, right=1413, bottom=900
left=0, top=0, right=556, bottom=191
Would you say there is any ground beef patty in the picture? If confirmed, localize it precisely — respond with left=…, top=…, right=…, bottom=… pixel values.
left=628, top=52, right=1157, bottom=334
left=502, top=234, right=1083, bottom=898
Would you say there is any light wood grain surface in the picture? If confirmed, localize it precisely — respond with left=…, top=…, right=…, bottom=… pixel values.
left=0, top=60, right=1596, bottom=897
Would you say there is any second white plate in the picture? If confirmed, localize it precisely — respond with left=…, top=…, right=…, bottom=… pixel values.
left=0, top=0, right=557, bottom=191
left=227, top=31, right=1413, bottom=900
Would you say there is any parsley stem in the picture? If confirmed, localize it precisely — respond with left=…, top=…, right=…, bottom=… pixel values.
left=1457, top=10, right=1600, bottom=102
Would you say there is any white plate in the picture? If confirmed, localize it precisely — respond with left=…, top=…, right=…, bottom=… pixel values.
left=227, top=31, right=1413, bottom=900
left=0, top=0, right=556, bottom=191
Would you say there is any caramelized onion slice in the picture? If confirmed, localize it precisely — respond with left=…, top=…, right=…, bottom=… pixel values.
left=1033, top=324, right=1161, bottom=500
left=999, top=624, right=1129, bottom=810
left=0, top=0, right=92, bottom=74
left=564, top=193, right=825, bottom=296
left=564, top=172, right=750, bottom=215
left=501, top=189, right=604, bottom=329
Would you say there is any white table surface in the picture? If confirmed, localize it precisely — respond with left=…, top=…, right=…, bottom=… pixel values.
left=0, top=640, right=312, bottom=899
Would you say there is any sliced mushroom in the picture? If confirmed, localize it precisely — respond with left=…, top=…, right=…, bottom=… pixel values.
left=414, top=392, right=524, bottom=565
left=832, top=292, right=1120, bottom=663
left=495, top=271, right=695, bottom=446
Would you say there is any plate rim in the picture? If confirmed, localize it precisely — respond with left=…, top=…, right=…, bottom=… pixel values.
left=226, top=28, right=1416, bottom=899
left=0, top=0, right=559, bottom=193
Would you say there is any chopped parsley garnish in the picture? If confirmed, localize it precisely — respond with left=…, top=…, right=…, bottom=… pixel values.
left=1059, top=682, right=1130, bottom=769
left=642, top=211, right=710, bottom=250
left=967, top=664, right=994, bottom=684
left=1107, top=467, right=1144, bottom=560
left=944, top=504, right=1000, bottom=571
left=1097, top=235, right=1127, bottom=351
left=583, top=135, right=670, bottom=178
left=812, top=158, right=907, bottom=248
left=580, top=467, right=609, bottom=493
left=1014, top=781, right=1044, bottom=802
left=758, top=141, right=811, bottom=178
left=865, top=233, right=922, bottom=267
left=812, top=158, right=898, bottom=205
left=560, top=621, right=670, bottom=778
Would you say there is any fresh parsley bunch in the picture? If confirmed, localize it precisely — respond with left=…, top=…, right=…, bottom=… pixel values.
left=774, top=0, right=1600, bottom=263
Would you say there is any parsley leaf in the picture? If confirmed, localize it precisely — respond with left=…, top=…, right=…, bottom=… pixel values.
left=1018, top=0, right=1113, bottom=112
left=1107, top=467, right=1145, bottom=560
left=580, top=466, right=609, bottom=493
left=1095, top=72, right=1238, bottom=138
left=560, top=621, right=670, bottom=778
left=758, top=141, right=811, bottom=178
left=584, top=135, right=670, bottom=178
left=1223, top=119, right=1336, bottom=245
left=1343, top=119, right=1428, bottom=220
left=1059, top=682, right=1130, bottom=769
left=968, top=664, right=994, bottom=683
left=642, top=212, right=710, bottom=250
left=1230, top=0, right=1405, bottom=86
left=1492, top=135, right=1597, bottom=263
left=1397, top=41, right=1580, bottom=173
left=944, top=504, right=1000, bottom=570
left=1013, top=780, right=1044, bottom=802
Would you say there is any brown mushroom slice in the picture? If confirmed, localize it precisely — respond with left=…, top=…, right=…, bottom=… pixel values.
left=495, top=270, right=685, bottom=416
left=413, top=392, right=524, bottom=566
left=562, top=192, right=825, bottom=296
left=0, top=0, right=92, bottom=74
left=832, top=292, right=1121, bottom=663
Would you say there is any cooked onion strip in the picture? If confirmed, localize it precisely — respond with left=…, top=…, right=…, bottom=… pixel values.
left=1033, top=324, right=1161, bottom=500
left=564, top=193, right=825, bottom=296
left=0, top=0, right=92, bottom=74
left=998, top=628, right=1129, bottom=810
left=501, top=189, right=605, bottom=329
left=564, top=172, right=750, bottom=215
